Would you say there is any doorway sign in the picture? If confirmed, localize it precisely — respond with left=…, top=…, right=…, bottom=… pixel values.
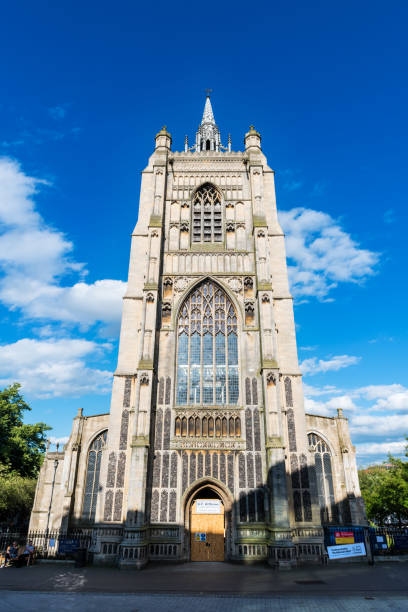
left=195, top=500, right=222, bottom=514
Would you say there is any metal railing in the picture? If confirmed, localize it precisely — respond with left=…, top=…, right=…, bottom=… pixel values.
left=0, top=529, right=92, bottom=559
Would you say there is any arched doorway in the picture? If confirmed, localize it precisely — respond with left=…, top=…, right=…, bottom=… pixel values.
left=184, top=481, right=232, bottom=562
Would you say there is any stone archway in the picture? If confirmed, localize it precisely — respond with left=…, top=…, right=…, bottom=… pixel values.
left=183, top=478, right=234, bottom=562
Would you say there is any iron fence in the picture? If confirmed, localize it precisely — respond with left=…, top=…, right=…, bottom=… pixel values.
left=0, top=529, right=92, bottom=560
left=369, top=526, right=408, bottom=555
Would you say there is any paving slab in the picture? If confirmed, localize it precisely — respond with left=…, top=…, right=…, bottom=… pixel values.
left=0, top=561, right=407, bottom=598
left=2, top=591, right=408, bottom=612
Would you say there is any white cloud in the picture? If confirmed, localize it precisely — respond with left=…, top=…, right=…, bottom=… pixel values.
left=304, top=397, right=332, bottom=416
left=350, top=414, right=408, bottom=437
left=0, top=338, right=113, bottom=398
left=355, top=440, right=407, bottom=456
left=300, top=354, right=360, bottom=376
left=305, top=393, right=356, bottom=416
left=49, top=436, right=69, bottom=446
left=0, top=157, right=126, bottom=336
left=279, top=207, right=379, bottom=300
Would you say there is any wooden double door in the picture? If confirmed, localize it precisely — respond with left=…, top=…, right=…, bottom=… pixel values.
left=190, top=498, right=225, bottom=561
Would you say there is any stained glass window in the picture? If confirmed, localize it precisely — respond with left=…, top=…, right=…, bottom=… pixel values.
left=176, top=280, right=238, bottom=405
left=192, top=184, right=223, bottom=243
left=308, top=432, right=337, bottom=523
left=82, top=430, right=107, bottom=521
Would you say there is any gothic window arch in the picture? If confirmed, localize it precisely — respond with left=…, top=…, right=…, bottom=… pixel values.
left=176, top=280, right=239, bottom=405
left=82, top=430, right=107, bottom=521
left=192, top=183, right=222, bottom=243
left=308, top=432, right=337, bottom=523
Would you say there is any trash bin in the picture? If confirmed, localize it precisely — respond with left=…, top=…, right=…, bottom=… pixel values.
left=74, top=548, right=87, bottom=567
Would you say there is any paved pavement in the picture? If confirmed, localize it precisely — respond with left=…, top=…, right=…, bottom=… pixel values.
left=0, top=561, right=408, bottom=610
left=2, top=591, right=408, bottom=611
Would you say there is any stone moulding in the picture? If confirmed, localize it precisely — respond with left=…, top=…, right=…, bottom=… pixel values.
left=170, top=438, right=246, bottom=450
left=131, top=435, right=150, bottom=448
left=266, top=436, right=285, bottom=449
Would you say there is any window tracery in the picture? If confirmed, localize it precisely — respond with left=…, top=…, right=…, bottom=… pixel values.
left=176, top=280, right=239, bottom=405
left=308, top=432, right=338, bottom=523
left=82, top=430, right=107, bottom=521
left=192, top=184, right=222, bottom=243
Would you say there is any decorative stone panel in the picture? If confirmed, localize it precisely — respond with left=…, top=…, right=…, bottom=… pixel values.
left=284, top=377, right=293, bottom=407
left=163, top=409, right=171, bottom=450
left=119, top=410, right=129, bottom=450
left=160, top=490, right=168, bottom=522
left=113, top=490, right=123, bottom=521
left=238, top=453, right=246, bottom=488
left=161, top=453, right=169, bottom=488
left=197, top=452, right=203, bottom=479
left=155, top=408, right=163, bottom=450
left=245, top=409, right=253, bottom=451
left=104, top=490, right=113, bottom=521
left=255, top=453, right=262, bottom=487
left=123, top=377, right=132, bottom=407
left=287, top=408, right=297, bottom=452
left=227, top=453, right=234, bottom=491
left=169, top=490, right=177, bottom=522
left=220, top=452, right=226, bottom=484
left=151, top=490, right=159, bottom=522
left=116, top=452, right=126, bottom=488
left=107, top=452, right=116, bottom=488
left=158, top=377, right=164, bottom=404
left=253, top=409, right=261, bottom=451
left=212, top=453, right=218, bottom=479
left=152, top=453, right=161, bottom=487
left=182, top=452, right=188, bottom=491
left=189, top=452, right=196, bottom=485
left=246, top=454, right=254, bottom=488
left=170, top=452, right=178, bottom=488
left=165, top=377, right=171, bottom=405
left=252, top=379, right=258, bottom=405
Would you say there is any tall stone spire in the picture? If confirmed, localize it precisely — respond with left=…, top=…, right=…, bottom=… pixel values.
left=195, top=93, right=226, bottom=152
left=201, top=95, right=216, bottom=125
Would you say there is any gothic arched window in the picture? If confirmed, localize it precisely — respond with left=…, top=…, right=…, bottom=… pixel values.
left=192, top=184, right=222, bottom=243
left=308, top=432, right=338, bottom=523
left=176, top=280, right=238, bottom=405
left=82, top=430, right=107, bottom=521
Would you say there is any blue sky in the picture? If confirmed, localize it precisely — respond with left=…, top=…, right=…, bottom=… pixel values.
left=0, top=1, right=407, bottom=465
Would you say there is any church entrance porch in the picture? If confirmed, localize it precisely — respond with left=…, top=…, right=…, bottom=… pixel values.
left=184, top=481, right=232, bottom=562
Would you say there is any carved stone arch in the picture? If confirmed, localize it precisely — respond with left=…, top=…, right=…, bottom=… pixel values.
left=84, top=427, right=108, bottom=454
left=307, top=430, right=335, bottom=456
left=191, top=181, right=223, bottom=201
left=173, top=275, right=244, bottom=327
left=182, top=476, right=235, bottom=561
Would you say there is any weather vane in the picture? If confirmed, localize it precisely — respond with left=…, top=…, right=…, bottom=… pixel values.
left=205, top=88, right=213, bottom=97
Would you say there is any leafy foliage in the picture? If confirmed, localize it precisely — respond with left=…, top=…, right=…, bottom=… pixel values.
left=359, top=442, right=408, bottom=526
left=0, top=467, right=36, bottom=527
left=0, top=383, right=51, bottom=478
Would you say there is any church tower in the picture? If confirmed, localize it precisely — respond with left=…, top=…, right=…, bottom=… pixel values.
left=30, top=96, right=366, bottom=568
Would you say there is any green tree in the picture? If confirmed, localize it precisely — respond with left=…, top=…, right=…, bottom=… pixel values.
left=359, top=443, right=408, bottom=526
left=0, top=383, right=51, bottom=477
left=0, top=467, right=37, bottom=526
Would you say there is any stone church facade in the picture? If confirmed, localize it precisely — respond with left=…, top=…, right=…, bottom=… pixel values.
left=30, top=97, right=366, bottom=568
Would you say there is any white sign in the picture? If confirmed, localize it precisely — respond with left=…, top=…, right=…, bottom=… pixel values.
left=196, top=499, right=222, bottom=514
left=327, top=542, right=366, bottom=560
